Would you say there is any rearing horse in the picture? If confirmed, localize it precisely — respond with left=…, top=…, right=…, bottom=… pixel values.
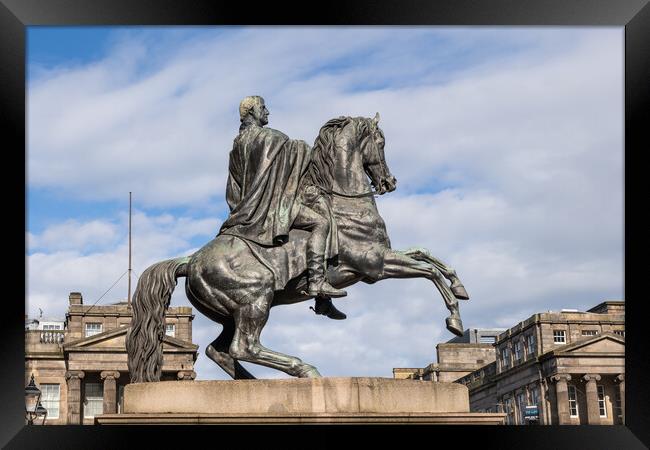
left=127, top=114, right=469, bottom=382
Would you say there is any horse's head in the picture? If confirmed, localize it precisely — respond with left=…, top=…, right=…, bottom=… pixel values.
left=308, top=114, right=397, bottom=197
left=360, top=113, right=397, bottom=195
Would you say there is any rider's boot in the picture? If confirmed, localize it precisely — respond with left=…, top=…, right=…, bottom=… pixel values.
left=306, top=250, right=347, bottom=298
left=312, top=296, right=347, bottom=320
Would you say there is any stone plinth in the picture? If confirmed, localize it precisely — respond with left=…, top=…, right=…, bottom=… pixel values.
left=96, top=377, right=506, bottom=425
left=127, top=377, right=469, bottom=414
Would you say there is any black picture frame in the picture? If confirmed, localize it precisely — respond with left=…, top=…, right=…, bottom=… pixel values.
left=3, top=0, right=648, bottom=448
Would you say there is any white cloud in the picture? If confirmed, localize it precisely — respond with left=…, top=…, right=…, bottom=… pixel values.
left=26, top=212, right=220, bottom=319
left=28, top=219, right=119, bottom=252
left=29, top=28, right=621, bottom=207
left=27, top=27, right=624, bottom=379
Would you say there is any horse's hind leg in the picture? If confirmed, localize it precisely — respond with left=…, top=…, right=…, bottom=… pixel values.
left=205, top=318, right=256, bottom=380
left=229, top=291, right=321, bottom=378
left=185, top=282, right=255, bottom=380
left=401, top=247, right=469, bottom=300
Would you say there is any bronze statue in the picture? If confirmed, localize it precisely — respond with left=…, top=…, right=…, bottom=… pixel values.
left=127, top=97, right=470, bottom=381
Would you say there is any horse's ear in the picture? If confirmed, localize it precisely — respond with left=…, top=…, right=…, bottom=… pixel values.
left=373, top=112, right=380, bottom=126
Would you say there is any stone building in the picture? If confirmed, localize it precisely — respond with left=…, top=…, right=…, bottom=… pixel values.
left=393, top=328, right=505, bottom=382
left=456, top=301, right=625, bottom=425
left=25, top=292, right=199, bottom=425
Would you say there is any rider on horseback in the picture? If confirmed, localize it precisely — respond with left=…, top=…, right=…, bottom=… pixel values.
left=218, top=96, right=347, bottom=320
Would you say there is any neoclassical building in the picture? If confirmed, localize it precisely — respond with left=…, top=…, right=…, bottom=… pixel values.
left=456, top=301, right=624, bottom=425
left=393, top=300, right=624, bottom=425
left=25, top=292, right=198, bottom=425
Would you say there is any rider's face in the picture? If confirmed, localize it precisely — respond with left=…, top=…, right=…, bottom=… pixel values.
left=254, top=101, right=269, bottom=126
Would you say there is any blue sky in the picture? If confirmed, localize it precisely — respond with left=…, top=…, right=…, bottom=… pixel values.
left=27, top=27, right=624, bottom=380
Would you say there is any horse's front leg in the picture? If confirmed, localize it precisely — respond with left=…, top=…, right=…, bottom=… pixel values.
left=401, top=247, right=469, bottom=300
left=379, top=250, right=464, bottom=336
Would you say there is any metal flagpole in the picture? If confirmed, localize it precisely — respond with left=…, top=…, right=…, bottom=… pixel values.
left=128, top=192, right=132, bottom=308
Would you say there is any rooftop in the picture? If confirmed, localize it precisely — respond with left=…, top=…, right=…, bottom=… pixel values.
left=496, top=300, right=625, bottom=342
left=447, top=328, right=507, bottom=344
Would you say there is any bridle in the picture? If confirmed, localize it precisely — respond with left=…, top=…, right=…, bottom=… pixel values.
left=367, top=123, right=390, bottom=188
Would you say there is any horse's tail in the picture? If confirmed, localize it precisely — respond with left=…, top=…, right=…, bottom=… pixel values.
left=126, top=256, right=191, bottom=383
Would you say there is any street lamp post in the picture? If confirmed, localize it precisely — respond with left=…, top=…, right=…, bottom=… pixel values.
left=25, top=374, right=47, bottom=425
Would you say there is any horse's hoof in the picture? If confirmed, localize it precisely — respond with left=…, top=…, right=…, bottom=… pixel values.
left=446, top=316, right=464, bottom=336
left=297, top=366, right=322, bottom=378
left=451, top=284, right=470, bottom=300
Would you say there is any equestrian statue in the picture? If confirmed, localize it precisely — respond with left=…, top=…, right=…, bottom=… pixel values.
left=126, top=96, right=470, bottom=382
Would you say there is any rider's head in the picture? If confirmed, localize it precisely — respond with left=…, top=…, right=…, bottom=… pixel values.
left=239, top=96, right=269, bottom=126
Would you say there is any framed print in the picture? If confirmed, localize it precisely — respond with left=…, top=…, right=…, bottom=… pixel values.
left=3, top=0, right=649, bottom=448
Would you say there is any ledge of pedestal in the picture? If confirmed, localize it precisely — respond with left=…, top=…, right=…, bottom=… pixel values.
left=123, top=377, right=469, bottom=415
left=96, top=411, right=506, bottom=425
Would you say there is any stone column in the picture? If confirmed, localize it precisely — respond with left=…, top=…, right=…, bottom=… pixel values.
left=583, top=374, right=602, bottom=425
left=100, top=371, right=121, bottom=414
left=177, top=370, right=197, bottom=380
left=550, top=374, right=572, bottom=425
left=615, top=374, right=625, bottom=424
left=65, top=370, right=85, bottom=424
left=536, top=381, right=548, bottom=425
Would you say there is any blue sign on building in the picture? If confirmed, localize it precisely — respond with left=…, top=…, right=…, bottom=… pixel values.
left=524, top=405, right=539, bottom=420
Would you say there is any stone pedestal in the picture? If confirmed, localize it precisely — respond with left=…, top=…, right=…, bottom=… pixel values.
left=96, top=377, right=505, bottom=424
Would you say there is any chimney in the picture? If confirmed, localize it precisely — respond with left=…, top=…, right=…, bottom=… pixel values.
left=69, top=292, right=83, bottom=305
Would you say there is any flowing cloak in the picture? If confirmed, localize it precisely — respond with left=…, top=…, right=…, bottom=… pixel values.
left=218, top=124, right=339, bottom=289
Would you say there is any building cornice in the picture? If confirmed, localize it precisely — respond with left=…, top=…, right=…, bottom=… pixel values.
left=25, top=352, right=65, bottom=359
left=495, top=314, right=624, bottom=344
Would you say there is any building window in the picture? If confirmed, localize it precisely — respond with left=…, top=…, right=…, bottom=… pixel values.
left=581, top=330, right=598, bottom=337
left=500, top=347, right=510, bottom=370
left=165, top=323, right=175, bottom=337
left=553, top=330, right=566, bottom=344
left=479, top=335, right=496, bottom=344
left=526, top=334, right=536, bottom=357
left=513, top=341, right=523, bottom=363
left=42, top=324, right=63, bottom=330
left=41, top=384, right=60, bottom=419
left=85, top=323, right=102, bottom=337
left=83, top=382, right=104, bottom=418
left=614, top=330, right=625, bottom=337
left=516, top=392, right=527, bottom=424
left=118, top=385, right=124, bottom=414
left=597, top=385, right=607, bottom=417
left=614, top=390, right=622, bottom=423
left=504, top=397, right=515, bottom=425
left=568, top=385, right=579, bottom=417
left=529, top=385, right=540, bottom=407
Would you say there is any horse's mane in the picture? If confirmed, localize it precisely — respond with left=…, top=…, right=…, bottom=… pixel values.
left=305, top=116, right=373, bottom=192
